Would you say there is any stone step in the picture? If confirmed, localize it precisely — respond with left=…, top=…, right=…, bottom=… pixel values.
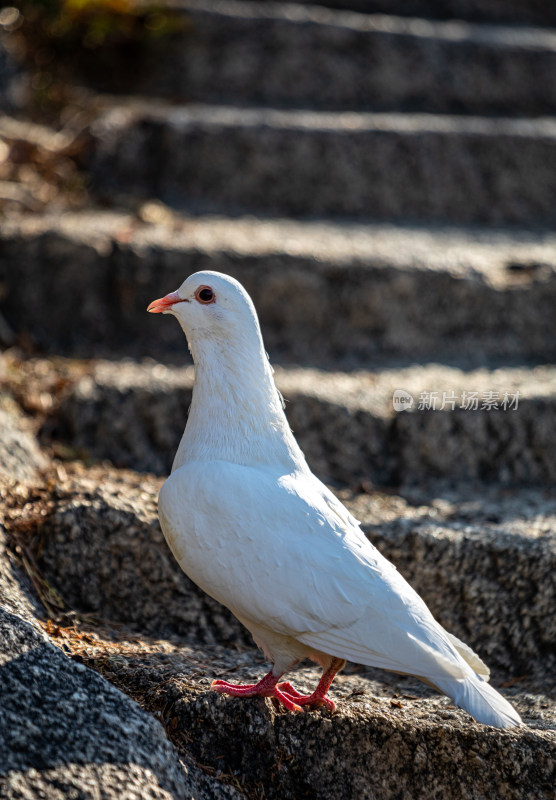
left=269, top=0, right=556, bottom=28
left=4, top=465, right=555, bottom=799
left=75, top=0, right=556, bottom=117
left=88, top=645, right=556, bottom=800
left=2, top=211, right=556, bottom=363
left=89, top=102, right=556, bottom=225
left=0, top=609, right=211, bottom=800
left=7, top=356, right=556, bottom=487
left=100, top=660, right=556, bottom=800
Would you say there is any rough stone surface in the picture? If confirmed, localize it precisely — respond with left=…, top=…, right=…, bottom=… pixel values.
left=278, top=364, right=556, bottom=487
left=0, top=521, right=42, bottom=626
left=90, top=103, right=556, bottom=225
left=85, top=647, right=556, bottom=800
left=0, top=397, right=47, bottom=483
left=0, top=608, right=230, bottom=800
left=2, top=212, right=556, bottom=363
left=71, top=0, right=556, bottom=117
left=30, top=357, right=556, bottom=487
left=8, top=610, right=554, bottom=800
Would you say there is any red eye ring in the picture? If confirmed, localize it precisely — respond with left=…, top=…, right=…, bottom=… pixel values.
left=195, top=286, right=215, bottom=304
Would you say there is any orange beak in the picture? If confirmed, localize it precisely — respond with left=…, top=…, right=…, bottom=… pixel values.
left=147, top=291, right=183, bottom=314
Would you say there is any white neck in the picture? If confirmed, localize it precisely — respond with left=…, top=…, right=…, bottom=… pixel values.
left=172, top=327, right=306, bottom=473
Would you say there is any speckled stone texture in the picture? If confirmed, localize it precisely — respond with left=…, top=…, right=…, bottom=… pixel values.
left=2, top=213, right=556, bottom=363
left=0, top=608, right=241, bottom=800
left=29, top=357, right=556, bottom=487
left=0, top=521, right=42, bottom=624
left=93, top=656, right=556, bottom=800
left=90, top=104, right=556, bottom=225
left=70, top=0, right=556, bottom=117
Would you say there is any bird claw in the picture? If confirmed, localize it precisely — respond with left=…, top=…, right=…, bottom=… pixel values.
left=210, top=671, right=335, bottom=713
left=277, top=681, right=336, bottom=711
left=211, top=679, right=259, bottom=692
left=211, top=676, right=303, bottom=712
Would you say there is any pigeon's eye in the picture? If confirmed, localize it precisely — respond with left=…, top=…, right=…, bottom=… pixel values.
left=195, top=286, right=215, bottom=304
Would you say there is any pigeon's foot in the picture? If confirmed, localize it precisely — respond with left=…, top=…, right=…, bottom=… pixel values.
left=212, top=658, right=345, bottom=714
left=211, top=670, right=303, bottom=712
left=277, top=656, right=346, bottom=712
left=276, top=681, right=336, bottom=711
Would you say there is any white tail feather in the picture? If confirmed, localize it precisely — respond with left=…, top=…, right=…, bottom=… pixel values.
left=445, top=632, right=490, bottom=680
left=435, top=671, right=522, bottom=728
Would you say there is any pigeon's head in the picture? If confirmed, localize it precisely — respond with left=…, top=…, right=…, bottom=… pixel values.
left=147, top=271, right=262, bottom=349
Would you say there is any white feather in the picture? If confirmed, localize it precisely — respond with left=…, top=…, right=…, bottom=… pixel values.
left=444, top=632, right=490, bottom=680
left=154, top=270, right=521, bottom=729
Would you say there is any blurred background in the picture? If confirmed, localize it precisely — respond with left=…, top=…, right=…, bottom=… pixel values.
left=1, top=0, right=556, bottom=488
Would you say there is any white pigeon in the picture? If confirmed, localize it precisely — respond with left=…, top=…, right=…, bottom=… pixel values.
left=147, top=270, right=521, bottom=727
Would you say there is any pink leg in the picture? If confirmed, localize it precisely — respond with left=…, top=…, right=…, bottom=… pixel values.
left=278, top=657, right=346, bottom=711
left=212, top=658, right=346, bottom=713
left=212, top=669, right=303, bottom=712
